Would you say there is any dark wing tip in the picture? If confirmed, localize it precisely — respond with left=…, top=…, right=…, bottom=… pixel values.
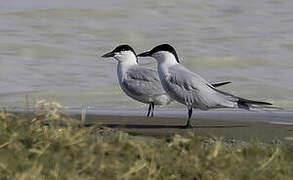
left=212, top=81, right=232, bottom=87
left=238, top=98, right=272, bottom=106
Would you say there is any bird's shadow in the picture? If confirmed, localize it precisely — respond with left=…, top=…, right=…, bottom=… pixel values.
left=85, top=123, right=248, bottom=129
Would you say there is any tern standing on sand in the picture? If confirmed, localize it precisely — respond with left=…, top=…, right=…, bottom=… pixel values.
left=101, top=45, right=172, bottom=117
left=138, top=44, right=272, bottom=128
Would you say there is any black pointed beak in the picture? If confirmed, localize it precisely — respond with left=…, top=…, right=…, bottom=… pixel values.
left=137, top=51, right=151, bottom=57
left=101, top=51, right=115, bottom=58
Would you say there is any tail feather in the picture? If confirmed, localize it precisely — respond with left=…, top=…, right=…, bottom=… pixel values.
left=210, top=85, right=275, bottom=110
left=238, top=98, right=272, bottom=105
left=237, top=98, right=272, bottom=110
left=212, top=81, right=232, bottom=87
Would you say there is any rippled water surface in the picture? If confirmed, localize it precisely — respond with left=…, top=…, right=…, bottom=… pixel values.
left=0, top=0, right=293, bottom=109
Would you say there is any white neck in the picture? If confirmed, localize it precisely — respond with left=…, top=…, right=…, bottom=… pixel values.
left=114, top=51, right=138, bottom=83
left=114, top=51, right=137, bottom=65
left=117, top=60, right=137, bottom=84
left=153, top=51, right=179, bottom=67
left=154, top=51, right=179, bottom=75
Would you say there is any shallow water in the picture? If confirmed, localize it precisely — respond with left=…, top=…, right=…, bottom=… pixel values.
left=1, top=0, right=293, bottom=109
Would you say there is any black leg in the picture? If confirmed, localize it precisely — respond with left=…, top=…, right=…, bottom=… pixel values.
left=147, top=103, right=152, bottom=117
left=150, top=102, right=155, bottom=117
left=184, top=107, right=192, bottom=128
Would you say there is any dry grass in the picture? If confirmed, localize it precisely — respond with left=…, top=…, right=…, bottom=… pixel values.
left=0, top=101, right=292, bottom=180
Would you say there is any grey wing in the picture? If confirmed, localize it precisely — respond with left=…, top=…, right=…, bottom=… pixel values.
left=163, top=69, right=200, bottom=106
left=166, top=66, right=236, bottom=108
left=122, top=67, right=166, bottom=97
left=126, top=66, right=160, bottom=82
left=173, top=66, right=232, bottom=88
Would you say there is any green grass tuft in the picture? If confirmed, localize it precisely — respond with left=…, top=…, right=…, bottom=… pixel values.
left=0, top=101, right=292, bottom=180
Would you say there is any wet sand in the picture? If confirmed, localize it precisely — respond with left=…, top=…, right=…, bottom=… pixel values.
left=9, top=108, right=293, bottom=143
left=83, top=115, right=293, bottom=143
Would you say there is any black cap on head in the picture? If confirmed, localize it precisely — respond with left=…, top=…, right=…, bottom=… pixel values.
left=112, top=44, right=136, bottom=55
left=101, top=44, right=137, bottom=58
left=138, top=44, right=180, bottom=63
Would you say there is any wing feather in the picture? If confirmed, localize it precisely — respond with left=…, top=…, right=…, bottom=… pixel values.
left=162, top=67, right=200, bottom=106
left=164, top=65, right=235, bottom=108
left=122, top=67, right=166, bottom=97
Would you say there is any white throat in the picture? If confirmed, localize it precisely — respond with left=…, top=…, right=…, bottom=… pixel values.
left=116, top=51, right=138, bottom=83
left=153, top=51, right=179, bottom=66
left=153, top=51, right=179, bottom=79
left=153, top=51, right=179, bottom=74
left=114, top=51, right=137, bottom=65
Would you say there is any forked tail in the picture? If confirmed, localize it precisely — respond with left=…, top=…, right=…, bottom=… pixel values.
left=210, top=85, right=281, bottom=111
left=237, top=98, right=273, bottom=110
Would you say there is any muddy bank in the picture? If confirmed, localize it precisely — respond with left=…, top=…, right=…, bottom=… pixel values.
left=8, top=108, right=293, bottom=143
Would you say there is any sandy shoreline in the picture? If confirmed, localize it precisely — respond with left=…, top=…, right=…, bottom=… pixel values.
left=84, top=115, right=293, bottom=143
left=8, top=108, right=293, bottom=143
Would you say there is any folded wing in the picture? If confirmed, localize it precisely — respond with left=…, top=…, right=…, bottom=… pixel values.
left=123, top=67, right=167, bottom=97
